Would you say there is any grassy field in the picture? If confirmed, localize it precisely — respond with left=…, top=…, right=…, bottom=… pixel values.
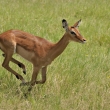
left=0, top=0, right=110, bottom=110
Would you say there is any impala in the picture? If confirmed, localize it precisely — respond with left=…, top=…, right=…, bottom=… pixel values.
left=0, top=19, right=86, bottom=90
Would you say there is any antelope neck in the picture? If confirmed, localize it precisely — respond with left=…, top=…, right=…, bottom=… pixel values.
left=49, top=33, right=70, bottom=60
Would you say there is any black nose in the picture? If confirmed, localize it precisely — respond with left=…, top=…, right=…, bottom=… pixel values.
left=83, top=39, right=86, bottom=41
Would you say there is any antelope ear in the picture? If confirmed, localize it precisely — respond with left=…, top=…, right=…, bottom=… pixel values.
left=62, top=19, right=69, bottom=31
left=73, top=19, right=81, bottom=28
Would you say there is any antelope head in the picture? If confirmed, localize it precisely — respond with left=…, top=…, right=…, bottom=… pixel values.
left=62, top=19, right=86, bottom=43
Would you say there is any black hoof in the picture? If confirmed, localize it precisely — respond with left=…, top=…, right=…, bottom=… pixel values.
left=28, top=86, right=32, bottom=91
left=20, top=82, right=30, bottom=86
left=2, top=54, right=5, bottom=57
left=23, top=70, right=26, bottom=75
left=18, top=63, right=22, bottom=68
left=16, top=75, right=19, bottom=79
left=20, top=83, right=27, bottom=86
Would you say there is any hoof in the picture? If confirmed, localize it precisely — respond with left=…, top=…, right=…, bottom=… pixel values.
left=20, top=82, right=30, bottom=86
left=2, top=54, right=5, bottom=57
left=16, top=75, right=19, bottom=79
left=20, top=82, right=26, bottom=86
left=28, top=86, right=32, bottom=91
left=18, top=63, right=22, bottom=68
left=23, top=70, right=26, bottom=74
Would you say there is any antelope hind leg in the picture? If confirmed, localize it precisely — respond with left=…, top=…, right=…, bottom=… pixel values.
left=2, top=52, right=25, bottom=83
left=2, top=53, right=26, bottom=74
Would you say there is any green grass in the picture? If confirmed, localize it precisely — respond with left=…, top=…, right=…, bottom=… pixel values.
left=0, top=0, right=110, bottom=110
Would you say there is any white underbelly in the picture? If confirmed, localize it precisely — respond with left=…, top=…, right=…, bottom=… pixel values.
left=16, top=45, right=35, bottom=62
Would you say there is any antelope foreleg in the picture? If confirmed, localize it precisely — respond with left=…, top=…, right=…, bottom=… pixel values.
left=20, top=66, right=40, bottom=91
left=36, top=66, right=47, bottom=84
left=28, top=66, right=40, bottom=91
left=20, top=66, right=47, bottom=91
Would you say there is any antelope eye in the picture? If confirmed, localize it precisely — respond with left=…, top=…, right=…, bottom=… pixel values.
left=71, top=31, right=76, bottom=35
